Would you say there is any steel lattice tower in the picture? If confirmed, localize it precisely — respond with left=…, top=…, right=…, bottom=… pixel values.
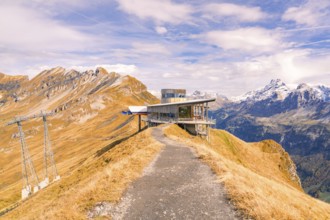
left=8, top=117, right=40, bottom=198
left=41, top=111, right=59, bottom=181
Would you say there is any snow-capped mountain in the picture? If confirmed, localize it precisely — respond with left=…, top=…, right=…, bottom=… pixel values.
left=233, top=79, right=291, bottom=102
left=189, top=90, right=219, bottom=99
left=188, top=90, right=229, bottom=110
left=315, top=85, right=330, bottom=102
left=232, top=79, right=330, bottom=104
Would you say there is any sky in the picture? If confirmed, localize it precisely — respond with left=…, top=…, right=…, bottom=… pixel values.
left=0, top=0, right=330, bottom=96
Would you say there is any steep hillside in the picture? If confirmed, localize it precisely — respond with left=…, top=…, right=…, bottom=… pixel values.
left=3, top=123, right=329, bottom=219
left=164, top=125, right=330, bottom=220
left=211, top=79, right=330, bottom=202
left=0, top=67, right=158, bottom=211
left=1, top=128, right=163, bottom=219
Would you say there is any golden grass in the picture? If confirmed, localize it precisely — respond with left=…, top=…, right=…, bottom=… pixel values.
left=2, top=128, right=163, bottom=219
left=0, top=71, right=158, bottom=211
left=164, top=125, right=330, bottom=220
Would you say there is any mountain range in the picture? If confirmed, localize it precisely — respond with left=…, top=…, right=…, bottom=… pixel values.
left=210, top=79, right=330, bottom=202
left=0, top=68, right=329, bottom=218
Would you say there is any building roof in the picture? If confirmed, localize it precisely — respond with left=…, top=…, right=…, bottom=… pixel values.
left=147, top=98, right=216, bottom=107
left=128, top=106, right=148, bottom=114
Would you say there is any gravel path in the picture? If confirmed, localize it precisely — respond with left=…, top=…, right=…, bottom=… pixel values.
left=110, top=126, right=240, bottom=220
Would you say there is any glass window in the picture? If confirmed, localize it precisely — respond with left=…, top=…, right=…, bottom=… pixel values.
left=179, top=106, right=192, bottom=118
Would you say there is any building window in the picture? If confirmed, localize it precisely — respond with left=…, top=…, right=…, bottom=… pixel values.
left=162, top=93, right=186, bottom=98
left=179, top=106, right=191, bottom=118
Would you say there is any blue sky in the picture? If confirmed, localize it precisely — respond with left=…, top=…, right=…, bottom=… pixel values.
left=0, top=0, right=330, bottom=96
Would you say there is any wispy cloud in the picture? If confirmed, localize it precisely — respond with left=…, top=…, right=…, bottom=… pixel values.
left=282, top=0, right=330, bottom=26
left=132, top=42, right=171, bottom=55
left=203, top=3, right=267, bottom=22
left=115, top=0, right=193, bottom=24
left=155, top=26, right=168, bottom=35
left=199, top=27, right=284, bottom=54
left=0, top=4, right=94, bottom=52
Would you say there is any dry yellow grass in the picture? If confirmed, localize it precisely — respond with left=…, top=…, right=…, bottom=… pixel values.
left=164, top=125, right=330, bottom=220
left=0, top=69, right=158, bottom=211
left=2, top=128, right=163, bottom=219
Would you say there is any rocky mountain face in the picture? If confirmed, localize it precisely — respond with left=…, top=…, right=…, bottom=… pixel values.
left=0, top=67, right=158, bottom=210
left=0, top=73, right=29, bottom=104
left=211, top=79, right=330, bottom=202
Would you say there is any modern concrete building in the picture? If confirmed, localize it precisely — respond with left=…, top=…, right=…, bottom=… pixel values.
left=127, top=89, right=216, bottom=140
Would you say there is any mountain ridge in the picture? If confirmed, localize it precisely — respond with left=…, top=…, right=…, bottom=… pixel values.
left=232, top=79, right=330, bottom=104
left=0, top=67, right=158, bottom=211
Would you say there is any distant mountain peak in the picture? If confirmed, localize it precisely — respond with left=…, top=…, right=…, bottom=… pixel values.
left=297, top=83, right=310, bottom=90
left=234, top=79, right=290, bottom=102
left=269, top=78, right=286, bottom=87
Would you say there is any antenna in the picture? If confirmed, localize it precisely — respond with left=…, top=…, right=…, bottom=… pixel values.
left=7, top=116, right=40, bottom=199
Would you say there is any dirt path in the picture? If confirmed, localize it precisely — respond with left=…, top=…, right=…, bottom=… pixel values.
left=110, top=126, right=240, bottom=219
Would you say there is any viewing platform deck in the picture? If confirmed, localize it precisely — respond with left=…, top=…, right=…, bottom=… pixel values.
left=145, top=118, right=216, bottom=125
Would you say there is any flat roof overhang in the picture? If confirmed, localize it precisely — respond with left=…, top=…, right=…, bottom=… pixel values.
left=128, top=106, right=148, bottom=115
left=144, top=119, right=215, bottom=125
left=147, top=98, right=216, bottom=108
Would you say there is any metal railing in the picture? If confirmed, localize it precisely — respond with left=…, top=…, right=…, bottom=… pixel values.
left=148, top=116, right=216, bottom=124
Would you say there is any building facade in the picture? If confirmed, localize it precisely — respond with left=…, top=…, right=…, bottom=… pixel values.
left=128, top=89, right=216, bottom=140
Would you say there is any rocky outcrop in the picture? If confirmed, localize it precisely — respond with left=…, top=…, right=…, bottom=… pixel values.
left=0, top=73, right=29, bottom=104
left=258, top=139, right=301, bottom=187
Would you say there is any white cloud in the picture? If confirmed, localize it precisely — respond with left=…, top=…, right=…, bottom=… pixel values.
left=203, top=3, right=266, bottom=22
left=25, top=65, right=53, bottom=77
left=1, top=1, right=330, bottom=97
left=116, top=0, right=193, bottom=24
left=0, top=3, right=95, bottom=52
left=132, top=42, right=171, bottom=55
left=273, top=50, right=330, bottom=82
left=137, top=45, right=330, bottom=96
left=162, top=72, right=181, bottom=78
left=283, top=7, right=317, bottom=26
left=200, top=27, right=283, bottom=53
left=155, top=26, right=168, bottom=34
left=234, top=49, right=330, bottom=84
left=282, top=0, right=330, bottom=26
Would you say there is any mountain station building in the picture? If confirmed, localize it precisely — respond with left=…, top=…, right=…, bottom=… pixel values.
left=127, top=89, right=216, bottom=140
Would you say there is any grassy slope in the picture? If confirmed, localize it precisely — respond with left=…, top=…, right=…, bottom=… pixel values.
left=164, top=125, right=330, bottom=220
left=0, top=69, right=159, bottom=211
left=2, top=128, right=163, bottom=219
